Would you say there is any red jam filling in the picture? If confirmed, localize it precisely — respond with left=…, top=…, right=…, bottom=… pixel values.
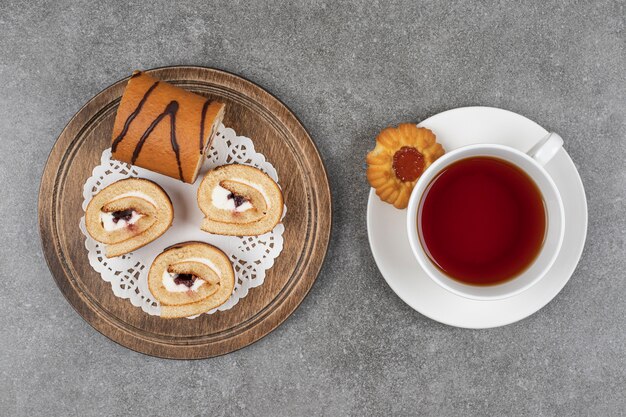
left=392, top=146, right=425, bottom=182
left=174, top=274, right=197, bottom=288
left=111, top=209, right=134, bottom=223
left=227, top=193, right=248, bottom=208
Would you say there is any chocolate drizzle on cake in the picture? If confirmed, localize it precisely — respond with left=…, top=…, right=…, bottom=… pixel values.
left=111, top=81, right=160, bottom=153
left=112, top=80, right=185, bottom=181
left=130, top=100, right=183, bottom=181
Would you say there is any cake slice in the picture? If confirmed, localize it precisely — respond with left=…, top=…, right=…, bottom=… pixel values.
left=197, top=164, right=284, bottom=236
left=148, top=242, right=235, bottom=318
left=84, top=178, right=173, bottom=257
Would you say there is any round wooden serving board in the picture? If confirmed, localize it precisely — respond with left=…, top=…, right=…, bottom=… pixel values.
left=39, top=66, right=332, bottom=359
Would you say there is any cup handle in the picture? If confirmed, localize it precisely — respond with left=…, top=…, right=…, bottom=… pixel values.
left=527, top=132, right=563, bottom=166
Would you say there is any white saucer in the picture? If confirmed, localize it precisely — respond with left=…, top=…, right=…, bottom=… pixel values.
left=367, top=107, right=588, bottom=328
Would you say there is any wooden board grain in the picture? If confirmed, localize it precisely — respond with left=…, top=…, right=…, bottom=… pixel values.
left=38, top=66, right=332, bottom=359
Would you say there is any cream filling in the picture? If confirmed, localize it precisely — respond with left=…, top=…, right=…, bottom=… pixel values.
left=211, top=185, right=254, bottom=212
left=211, top=178, right=270, bottom=212
left=99, top=191, right=157, bottom=231
left=100, top=210, right=142, bottom=231
left=161, top=257, right=221, bottom=293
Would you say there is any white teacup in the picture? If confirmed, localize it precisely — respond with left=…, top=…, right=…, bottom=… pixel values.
left=406, top=133, right=565, bottom=301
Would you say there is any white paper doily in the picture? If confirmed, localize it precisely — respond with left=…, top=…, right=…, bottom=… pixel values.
left=79, top=124, right=286, bottom=317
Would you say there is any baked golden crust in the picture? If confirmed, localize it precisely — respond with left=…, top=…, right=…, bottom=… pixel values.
left=366, top=124, right=444, bottom=209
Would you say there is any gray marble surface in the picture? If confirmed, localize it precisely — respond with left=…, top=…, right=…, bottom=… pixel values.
left=1, top=0, right=625, bottom=415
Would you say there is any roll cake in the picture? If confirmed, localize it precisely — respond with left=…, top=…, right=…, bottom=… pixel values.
left=85, top=178, right=174, bottom=257
left=148, top=242, right=235, bottom=318
left=111, top=71, right=226, bottom=184
left=197, top=165, right=284, bottom=236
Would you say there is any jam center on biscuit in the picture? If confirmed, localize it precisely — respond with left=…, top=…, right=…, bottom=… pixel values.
left=392, top=146, right=425, bottom=182
left=174, top=273, right=197, bottom=288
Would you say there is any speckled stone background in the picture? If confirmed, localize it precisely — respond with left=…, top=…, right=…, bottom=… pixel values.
left=1, top=0, right=624, bottom=415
